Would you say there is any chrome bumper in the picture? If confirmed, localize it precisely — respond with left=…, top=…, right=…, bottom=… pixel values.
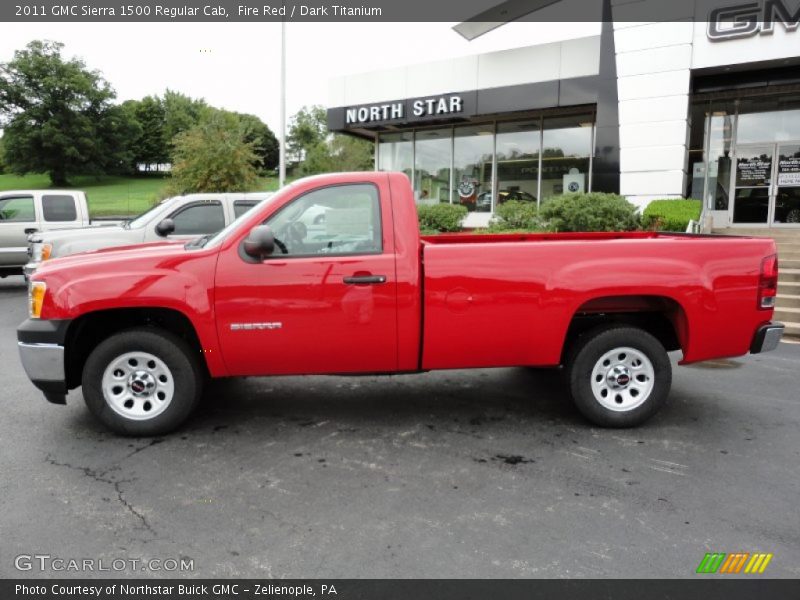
left=750, top=323, right=784, bottom=354
left=18, top=342, right=65, bottom=382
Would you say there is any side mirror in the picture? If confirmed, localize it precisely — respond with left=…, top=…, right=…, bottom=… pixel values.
left=155, top=218, right=175, bottom=237
left=243, top=225, right=275, bottom=259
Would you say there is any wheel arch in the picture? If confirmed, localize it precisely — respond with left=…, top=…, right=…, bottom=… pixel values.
left=64, top=307, right=208, bottom=390
left=561, top=294, right=689, bottom=364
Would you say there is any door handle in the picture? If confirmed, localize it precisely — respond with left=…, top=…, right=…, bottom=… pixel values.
left=343, top=275, right=387, bottom=285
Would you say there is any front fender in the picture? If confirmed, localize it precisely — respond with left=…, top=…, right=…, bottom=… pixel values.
left=38, top=251, right=226, bottom=376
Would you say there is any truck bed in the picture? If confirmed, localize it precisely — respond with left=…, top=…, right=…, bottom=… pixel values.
left=420, top=232, right=776, bottom=369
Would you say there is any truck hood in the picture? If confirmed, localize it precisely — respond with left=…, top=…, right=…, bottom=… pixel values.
left=34, top=240, right=189, bottom=276
left=35, top=224, right=126, bottom=243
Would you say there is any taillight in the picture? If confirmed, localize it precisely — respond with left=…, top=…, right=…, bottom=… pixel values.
left=758, top=254, right=778, bottom=310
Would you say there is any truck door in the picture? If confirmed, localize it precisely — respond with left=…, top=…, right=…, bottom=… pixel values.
left=149, top=200, right=226, bottom=241
left=0, top=193, right=36, bottom=268
left=214, top=181, right=398, bottom=376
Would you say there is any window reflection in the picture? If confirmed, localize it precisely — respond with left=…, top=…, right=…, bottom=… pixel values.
left=415, top=129, right=452, bottom=205
left=706, top=105, right=734, bottom=210
left=453, top=125, right=493, bottom=213
left=776, top=144, right=800, bottom=225
left=541, top=115, right=593, bottom=202
left=496, top=121, right=540, bottom=208
left=377, top=132, right=412, bottom=183
left=737, top=95, right=800, bottom=143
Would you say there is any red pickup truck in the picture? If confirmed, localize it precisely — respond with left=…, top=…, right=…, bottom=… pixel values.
left=18, top=172, right=784, bottom=435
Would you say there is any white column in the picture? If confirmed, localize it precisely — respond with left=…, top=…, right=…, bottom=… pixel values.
left=612, top=19, right=694, bottom=209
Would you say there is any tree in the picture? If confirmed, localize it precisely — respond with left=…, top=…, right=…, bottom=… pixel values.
left=235, top=112, right=279, bottom=173
left=287, top=105, right=328, bottom=161
left=0, top=40, right=139, bottom=185
left=302, top=134, right=373, bottom=175
left=287, top=105, right=372, bottom=175
left=162, top=89, right=207, bottom=142
left=168, top=111, right=259, bottom=194
left=122, top=95, right=168, bottom=171
left=329, top=134, right=374, bottom=171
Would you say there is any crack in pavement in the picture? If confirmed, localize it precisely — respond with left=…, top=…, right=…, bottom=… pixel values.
left=44, top=441, right=165, bottom=537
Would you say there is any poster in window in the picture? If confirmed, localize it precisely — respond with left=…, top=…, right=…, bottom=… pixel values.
left=736, top=154, right=772, bottom=187
left=778, top=153, right=800, bottom=187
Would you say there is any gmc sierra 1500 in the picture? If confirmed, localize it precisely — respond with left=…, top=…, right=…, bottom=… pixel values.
left=17, top=172, right=784, bottom=435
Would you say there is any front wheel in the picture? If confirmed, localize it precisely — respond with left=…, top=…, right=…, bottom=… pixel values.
left=82, top=328, right=203, bottom=436
left=566, top=326, right=672, bottom=427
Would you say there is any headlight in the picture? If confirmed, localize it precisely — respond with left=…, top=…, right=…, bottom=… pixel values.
left=28, top=281, right=47, bottom=319
left=31, top=242, right=51, bottom=262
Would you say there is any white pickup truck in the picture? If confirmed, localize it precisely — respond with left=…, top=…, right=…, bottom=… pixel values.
left=25, top=192, right=272, bottom=277
left=0, top=190, right=93, bottom=278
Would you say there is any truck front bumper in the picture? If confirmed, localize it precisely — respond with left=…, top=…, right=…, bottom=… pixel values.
left=750, top=322, right=784, bottom=354
left=17, top=318, right=72, bottom=405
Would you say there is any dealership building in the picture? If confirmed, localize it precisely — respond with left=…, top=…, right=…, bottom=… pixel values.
left=326, top=7, right=800, bottom=229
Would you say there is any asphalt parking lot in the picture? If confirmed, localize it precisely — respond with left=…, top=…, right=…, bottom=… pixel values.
left=1, top=275, right=798, bottom=579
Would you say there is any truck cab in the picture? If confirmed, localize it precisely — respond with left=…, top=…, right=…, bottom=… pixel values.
left=0, top=190, right=89, bottom=277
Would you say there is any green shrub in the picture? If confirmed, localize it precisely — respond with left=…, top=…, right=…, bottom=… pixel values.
left=539, top=193, right=641, bottom=232
left=488, top=200, right=541, bottom=231
left=416, top=203, right=467, bottom=232
left=642, top=199, right=702, bottom=232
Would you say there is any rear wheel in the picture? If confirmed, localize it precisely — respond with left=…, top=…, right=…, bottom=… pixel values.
left=566, top=326, right=671, bottom=427
left=82, top=328, right=203, bottom=436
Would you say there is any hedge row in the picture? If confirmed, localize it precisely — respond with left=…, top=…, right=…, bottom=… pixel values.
left=642, top=199, right=702, bottom=232
left=417, top=195, right=700, bottom=234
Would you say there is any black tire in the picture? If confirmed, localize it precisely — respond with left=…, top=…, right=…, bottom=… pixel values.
left=81, top=328, right=203, bottom=436
left=565, top=325, right=671, bottom=427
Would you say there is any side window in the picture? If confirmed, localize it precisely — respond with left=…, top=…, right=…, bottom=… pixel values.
left=0, top=196, right=35, bottom=223
left=233, top=200, right=257, bottom=219
left=169, top=202, right=225, bottom=235
left=42, top=194, right=78, bottom=222
left=265, top=184, right=382, bottom=257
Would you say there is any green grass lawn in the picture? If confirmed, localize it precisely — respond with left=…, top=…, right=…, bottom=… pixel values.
left=0, top=173, right=284, bottom=217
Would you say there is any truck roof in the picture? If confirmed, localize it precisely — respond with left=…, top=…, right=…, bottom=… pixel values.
left=0, top=189, right=86, bottom=195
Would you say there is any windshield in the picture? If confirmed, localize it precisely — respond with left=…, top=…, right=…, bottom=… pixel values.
left=125, top=197, right=178, bottom=229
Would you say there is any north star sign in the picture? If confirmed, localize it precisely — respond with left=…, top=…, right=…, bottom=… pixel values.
left=345, top=95, right=466, bottom=126
left=708, top=0, right=800, bottom=41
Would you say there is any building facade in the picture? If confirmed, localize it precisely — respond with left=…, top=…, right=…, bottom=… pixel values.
left=327, top=7, right=800, bottom=228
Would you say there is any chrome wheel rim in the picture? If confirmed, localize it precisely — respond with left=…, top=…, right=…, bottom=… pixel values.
left=590, top=346, right=654, bottom=412
left=101, top=351, right=175, bottom=420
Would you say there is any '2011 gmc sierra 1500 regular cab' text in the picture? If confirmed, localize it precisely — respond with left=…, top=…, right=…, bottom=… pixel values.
left=17, top=172, right=784, bottom=435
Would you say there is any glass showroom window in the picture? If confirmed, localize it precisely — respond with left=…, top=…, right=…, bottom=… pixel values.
left=496, top=120, right=540, bottom=208
left=415, top=129, right=452, bottom=205
left=687, top=101, right=707, bottom=201
left=453, top=125, right=494, bottom=212
left=377, top=132, right=413, bottom=183
left=736, top=95, right=800, bottom=143
left=540, top=114, right=593, bottom=202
